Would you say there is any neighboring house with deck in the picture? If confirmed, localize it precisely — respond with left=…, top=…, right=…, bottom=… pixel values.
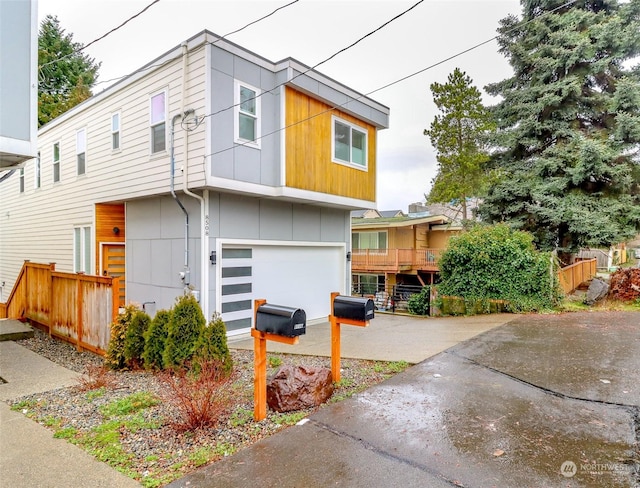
left=351, top=214, right=461, bottom=295
left=0, top=30, right=389, bottom=335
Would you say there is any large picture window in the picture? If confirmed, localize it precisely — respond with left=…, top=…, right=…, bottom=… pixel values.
left=352, top=231, right=387, bottom=251
left=332, top=116, right=367, bottom=168
left=234, top=81, right=260, bottom=147
left=150, top=92, right=166, bottom=153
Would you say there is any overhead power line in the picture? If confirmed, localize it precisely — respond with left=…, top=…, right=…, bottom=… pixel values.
left=93, top=0, right=300, bottom=88
left=39, top=0, right=161, bottom=72
left=203, top=0, right=577, bottom=160
left=202, top=0, right=425, bottom=122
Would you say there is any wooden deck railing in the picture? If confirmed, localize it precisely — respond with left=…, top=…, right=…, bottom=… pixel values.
left=558, top=258, right=597, bottom=295
left=351, top=248, right=442, bottom=272
left=0, top=261, right=119, bottom=355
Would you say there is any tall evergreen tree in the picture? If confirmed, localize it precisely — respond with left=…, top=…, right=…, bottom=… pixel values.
left=424, top=68, right=495, bottom=221
left=38, top=15, right=100, bottom=126
left=480, top=0, right=640, bottom=253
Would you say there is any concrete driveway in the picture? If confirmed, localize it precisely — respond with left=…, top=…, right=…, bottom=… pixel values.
left=173, top=311, right=640, bottom=488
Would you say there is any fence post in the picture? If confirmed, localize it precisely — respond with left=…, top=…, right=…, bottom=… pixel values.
left=76, top=275, right=83, bottom=352
left=111, top=276, right=120, bottom=322
left=48, top=263, right=55, bottom=335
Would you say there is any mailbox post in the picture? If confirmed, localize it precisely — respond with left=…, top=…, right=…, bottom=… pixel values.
left=251, top=299, right=306, bottom=421
left=329, top=292, right=374, bottom=382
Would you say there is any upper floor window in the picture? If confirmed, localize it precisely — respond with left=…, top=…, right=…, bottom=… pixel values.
left=352, top=231, right=387, bottom=251
left=76, top=128, right=86, bottom=175
left=111, top=112, right=120, bottom=150
left=19, top=168, right=24, bottom=193
left=34, top=152, right=41, bottom=189
left=53, top=142, right=60, bottom=183
left=332, top=116, right=367, bottom=169
left=234, top=81, right=260, bottom=147
left=150, top=92, right=166, bottom=153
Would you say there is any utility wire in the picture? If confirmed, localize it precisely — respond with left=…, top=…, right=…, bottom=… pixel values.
left=202, top=0, right=425, bottom=122
left=39, top=0, right=161, bottom=72
left=203, top=0, right=577, bottom=160
left=92, top=0, right=300, bottom=88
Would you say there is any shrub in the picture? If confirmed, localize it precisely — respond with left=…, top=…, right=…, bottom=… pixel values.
left=163, top=293, right=206, bottom=370
left=142, top=309, right=171, bottom=370
left=158, top=359, right=235, bottom=432
left=437, top=224, right=559, bottom=313
left=105, top=304, right=140, bottom=370
left=75, top=364, right=116, bottom=392
left=194, top=313, right=232, bottom=374
left=407, top=286, right=430, bottom=315
left=123, top=310, right=151, bottom=368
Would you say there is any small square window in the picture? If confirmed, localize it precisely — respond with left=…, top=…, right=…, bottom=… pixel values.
left=332, top=116, right=368, bottom=168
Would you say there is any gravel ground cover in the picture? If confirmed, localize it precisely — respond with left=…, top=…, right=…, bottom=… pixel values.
left=11, top=329, right=408, bottom=487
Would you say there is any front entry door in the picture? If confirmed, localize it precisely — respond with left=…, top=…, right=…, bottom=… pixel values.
left=102, top=243, right=126, bottom=307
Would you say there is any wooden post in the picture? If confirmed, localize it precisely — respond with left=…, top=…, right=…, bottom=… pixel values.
left=111, top=276, right=120, bottom=322
left=329, top=292, right=370, bottom=383
left=252, top=299, right=299, bottom=421
left=48, top=263, right=55, bottom=336
left=76, top=275, right=83, bottom=352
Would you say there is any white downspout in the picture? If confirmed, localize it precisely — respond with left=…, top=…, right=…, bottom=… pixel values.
left=179, top=42, right=210, bottom=321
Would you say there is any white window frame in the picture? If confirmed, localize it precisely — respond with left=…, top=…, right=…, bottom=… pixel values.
left=19, top=168, right=25, bottom=193
left=352, top=231, right=387, bottom=253
left=150, top=90, right=167, bottom=154
left=111, top=112, right=121, bottom=151
left=331, top=115, right=368, bottom=170
left=76, top=128, right=86, bottom=175
left=73, top=224, right=92, bottom=273
left=52, top=141, right=60, bottom=183
left=234, top=80, right=261, bottom=148
left=34, top=152, right=41, bottom=189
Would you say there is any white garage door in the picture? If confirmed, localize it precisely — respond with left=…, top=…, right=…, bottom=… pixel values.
left=220, top=244, right=344, bottom=333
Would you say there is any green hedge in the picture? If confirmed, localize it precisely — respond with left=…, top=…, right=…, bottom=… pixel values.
left=437, top=224, right=559, bottom=313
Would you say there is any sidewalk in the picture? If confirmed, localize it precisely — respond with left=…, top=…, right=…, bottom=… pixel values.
left=0, top=324, right=141, bottom=488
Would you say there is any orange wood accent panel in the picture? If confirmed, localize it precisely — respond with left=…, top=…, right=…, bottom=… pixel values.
left=285, top=87, right=376, bottom=201
left=95, top=203, right=125, bottom=275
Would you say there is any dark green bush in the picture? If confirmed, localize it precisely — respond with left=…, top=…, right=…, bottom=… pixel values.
left=142, top=309, right=171, bottom=370
left=194, top=313, right=232, bottom=374
left=437, top=224, right=560, bottom=313
left=105, top=304, right=140, bottom=370
left=163, top=293, right=206, bottom=369
left=407, top=286, right=430, bottom=315
left=123, top=309, right=151, bottom=367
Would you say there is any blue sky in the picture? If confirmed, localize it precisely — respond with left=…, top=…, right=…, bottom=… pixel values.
left=38, top=0, right=521, bottom=211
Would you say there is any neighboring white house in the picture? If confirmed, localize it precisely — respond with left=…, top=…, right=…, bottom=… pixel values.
left=0, top=30, right=389, bottom=335
left=0, top=0, right=38, bottom=168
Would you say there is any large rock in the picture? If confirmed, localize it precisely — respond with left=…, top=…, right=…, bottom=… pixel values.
left=584, top=278, right=609, bottom=305
left=266, top=365, right=334, bottom=413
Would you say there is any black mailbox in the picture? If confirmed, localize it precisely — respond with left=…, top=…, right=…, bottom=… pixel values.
left=256, top=303, right=306, bottom=337
left=333, top=295, right=375, bottom=322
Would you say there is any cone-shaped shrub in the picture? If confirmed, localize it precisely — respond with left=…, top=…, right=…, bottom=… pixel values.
left=105, top=304, right=140, bottom=370
left=194, top=313, right=232, bottom=374
left=142, top=309, right=171, bottom=370
left=123, top=309, right=151, bottom=368
left=163, top=293, right=206, bottom=369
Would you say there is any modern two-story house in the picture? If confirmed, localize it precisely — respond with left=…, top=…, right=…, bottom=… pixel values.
left=0, top=30, right=389, bottom=334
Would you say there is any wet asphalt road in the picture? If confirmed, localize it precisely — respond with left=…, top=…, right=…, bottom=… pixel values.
left=170, top=312, right=640, bottom=488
